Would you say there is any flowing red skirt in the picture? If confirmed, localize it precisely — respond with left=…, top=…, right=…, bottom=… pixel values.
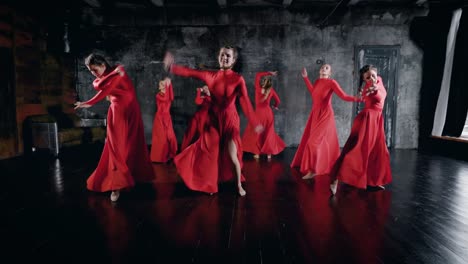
left=329, top=109, right=392, bottom=188
left=174, top=108, right=245, bottom=194
left=242, top=105, right=285, bottom=155
left=291, top=105, right=340, bottom=175
left=151, top=113, right=178, bottom=163
left=87, top=100, right=154, bottom=192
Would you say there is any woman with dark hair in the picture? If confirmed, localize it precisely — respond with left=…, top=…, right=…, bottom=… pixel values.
left=75, top=53, right=154, bottom=202
left=329, top=65, right=392, bottom=195
left=291, top=64, right=361, bottom=180
left=180, top=85, right=211, bottom=151
left=242, top=71, right=285, bottom=160
left=163, top=46, right=262, bottom=196
left=151, top=77, right=178, bottom=163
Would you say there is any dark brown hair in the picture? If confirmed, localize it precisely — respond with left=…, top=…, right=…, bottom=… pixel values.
left=85, top=53, right=111, bottom=69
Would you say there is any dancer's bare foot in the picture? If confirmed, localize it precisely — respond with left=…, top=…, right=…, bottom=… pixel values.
left=377, top=185, right=385, bottom=190
left=238, top=184, right=246, bottom=197
left=110, top=190, right=120, bottom=202
left=302, top=172, right=316, bottom=180
left=330, top=180, right=338, bottom=195
left=267, top=155, right=272, bottom=160
left=253, top=154, right=260, bottom=160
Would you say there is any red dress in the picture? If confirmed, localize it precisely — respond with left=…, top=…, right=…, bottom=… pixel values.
left=330, top=76, right=392, bottom=188
left=291, top=76, right=360, bottom=175
left=83, top=65, right=154, bottom=192
left=151, top=82, right=178, bottom=163
left=180, top=88, right=211, bottom=151
left=242, top=72, right=286, bottom=155
left=171, top=65, right=259, bottom=194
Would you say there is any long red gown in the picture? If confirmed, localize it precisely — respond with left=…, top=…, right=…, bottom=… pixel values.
left=242, top=72, right=286, bottom=155
left=83, top=65, right=154, bottom=192
left=170, top=64, right=259, bottom=194
left=329, top=76, right=392, bottom=188
left=180, top=88, right=211, bottom=151
left=291, top=76, right=360, bottom=176
left=151, top=82, right=178, bottom=163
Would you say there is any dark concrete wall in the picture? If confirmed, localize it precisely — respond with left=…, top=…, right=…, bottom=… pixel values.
left=75, top=6, right=425, bottom=149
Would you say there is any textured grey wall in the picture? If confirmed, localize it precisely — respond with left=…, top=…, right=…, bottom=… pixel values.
left=75, top=7, right=423, bottom=149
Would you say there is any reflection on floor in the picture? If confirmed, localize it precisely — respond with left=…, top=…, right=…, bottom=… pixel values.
left=1, top=144, right=467, bottom=263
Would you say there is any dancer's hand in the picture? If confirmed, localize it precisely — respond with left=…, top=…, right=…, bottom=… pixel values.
left=164, top=77, right=171, bottom=86
left=301, top=67, right=308, bottom=77
left=201, top=85, right=210, bottom=96
left=163, top=51, right=174, bottom=72
left=366, top=85, right=378, bottom=96
left=254, top=125, right=264, bottom=134
left=74, top=102, right=91, bottom=110
left=270, top=71, right=278, bottom=76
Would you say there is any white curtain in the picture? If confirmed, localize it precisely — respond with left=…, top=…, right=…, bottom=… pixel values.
left=432, top=8, right=463, bottom=136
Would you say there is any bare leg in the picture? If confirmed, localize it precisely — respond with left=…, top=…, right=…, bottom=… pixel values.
left=228, top=140, right=246, bottom=196
left=267, top=154, right=271, bottom=160
left=253, top=154, right=260, bottom=159
left=302, top=171, right=316, bottom=180
left=110, top=190, right=120, bottom=202
left=377, top=185, right=385, bottom=190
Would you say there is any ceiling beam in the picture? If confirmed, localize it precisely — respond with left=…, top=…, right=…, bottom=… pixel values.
left=283, top=0, right=293, bottom=8
left=83, top=0, right=101, bottom=8
left=150, top=0, right=164, bottom=7
left=217, top=0, right=227, bottom=8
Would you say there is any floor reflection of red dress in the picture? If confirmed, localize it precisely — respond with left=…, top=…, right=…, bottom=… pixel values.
left=292, top=177, right=392, bottom=262
left=151, top=195, right=222, bottom=254
left=87, top=195, right=133, bottom=263
left=335, top=190, right=392, bottom=263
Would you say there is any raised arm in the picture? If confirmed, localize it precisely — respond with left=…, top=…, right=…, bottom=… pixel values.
left=238, top=77, right=260, bottom=127
left=331, top=80, right=361, bottom=102
left=171, top=64, right=210, bottom=83
left=270, top=89, right=281, bottom=108
left=302, top=67, right=314, bottom=94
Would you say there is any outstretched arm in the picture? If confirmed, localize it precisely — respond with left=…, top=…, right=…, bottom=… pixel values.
left=331, top=80, right=361, bottom=102
left=164, top=51, right=210, bottom=83
left=302, top=68, right=314, bottom=94
left=75, top=68, right=122, bottom=109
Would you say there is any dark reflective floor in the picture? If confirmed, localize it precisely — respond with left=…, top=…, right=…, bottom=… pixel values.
left=1, top=144, right=468, bottom=264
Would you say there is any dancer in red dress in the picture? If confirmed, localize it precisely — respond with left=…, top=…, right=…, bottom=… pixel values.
left=163, top=46, right=263, bottom=196
left=291, top=64, right=361, bottom=180
left=74, top=53, right=154, bottom=202
left=242, top=71, right=285, bottom=160
left=151, top=78, right=178, bottom=163
left=180, top=85, right=211, bottom=151
left=329, top=65, right=392, bottom=195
